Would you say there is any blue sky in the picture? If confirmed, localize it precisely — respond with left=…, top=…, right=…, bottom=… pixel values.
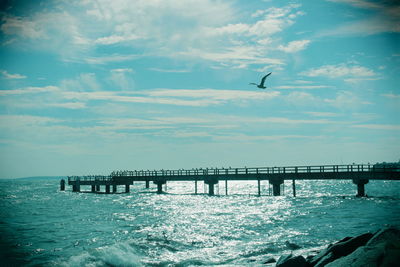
left=0, top=0, right=399, bottom=178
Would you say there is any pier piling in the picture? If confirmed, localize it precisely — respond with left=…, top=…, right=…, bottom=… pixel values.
left=270, top=179, right=284, bottom=196
left=60, top=179, right=65, bottom=191
left=205, top=178, right=218, bottom=196
left=145, top=180, right=150, bottom=189
left=292, top=179, right=296, bottom=197
left=154, top=180, right=166, bottom=194
left=353, top=179, right=369, bottom=197
left=125, top=184, right=130, bottom=193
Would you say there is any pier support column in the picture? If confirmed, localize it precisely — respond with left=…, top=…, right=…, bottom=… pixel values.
left=225, top=180, right=228, bottom=195
left=195, top=180, right=198, bottom=194
left=145, top=180, right=150, bottom=189
left=205, top=178, right=218, bottom=196
left=258, top=179, right=261, bottom=196
left=353, top=179, right=369, bottom=197
left=60, top=179, right=65, bottom=191
left=270, top=179, right=284, bottom=196
left=125, top=184, right=130, bottom=193
left=73, top=179, right=81, bottom=192
left=292, top=179, right=296, bottom=197
left=91, top=185, right=96, bottom=193
left=154, top=180, right=166, bottom=194
left=105, top=185, right=110, bottom=194
left=96, top=185, right=100, bottom=192
left=112, top=184, right=117, bottom=193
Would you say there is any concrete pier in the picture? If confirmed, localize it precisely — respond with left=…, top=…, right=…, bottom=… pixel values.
left=205, top=178, right=218, bottom=196
left=60, top=179, right=65, bottom=191
left=72, top=179, right=80, bottom=192
left=353, top=179, right=369, bottom=197
left=270, top=179, right=284, bottom=196
left=66, top=164, right=400, bottom=196
left=154, top=180, right=166, bottom=194
left=292, top=179, right=296, bottom=197
left=91, top=185, right=96, bottom=192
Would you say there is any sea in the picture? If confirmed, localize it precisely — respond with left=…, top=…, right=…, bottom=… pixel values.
left=1, top=177, right=400, bottom=266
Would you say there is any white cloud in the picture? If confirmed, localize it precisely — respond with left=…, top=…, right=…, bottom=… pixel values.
left=352, top=124, right=400, bottom=130
left=324, top=90, right=371, bottom=109
left=47, top=102, right=86, bottom=109
left=1, top=1, right=306, bottom=68
left=83, top=54, right=140, bottom=65
left=61, top=73, right=100, bottom=91
left=1, top=16, right=45, bottom=39
left=109, top=69, right=135, bottom=90
left=304, top=112, right=338, bottom=117
left=300, top=63, right=377, bottom=80
left=0, top=86, right=58, bottom=95
left=276, top=85, right=331, bottom=90
left=1, top=70, right=26, bottom=79
left=382, top=93, right=400, bottom=99
left=277, top=40, right=310, bottom=53
left=149, top=68, right=190, bottom=73
left=61, top=88, right=280, bottom=107
left=286, top=91, right=320, bottom=106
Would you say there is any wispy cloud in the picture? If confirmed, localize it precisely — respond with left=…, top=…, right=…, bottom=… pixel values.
left=149, top=68, right=190, bottom=73
left=324, top=90, right=372, bottom=109
left=304, top=111, right=339, bottom=117
left=276, top=85, right=331, bottom=90
left=0, top=86, right=58, bottom=95
left=1, top=70, right=26, bottom=79
left=382, top=93, right=400, bottom=99
left=352, top=124, right=400, bottom=130
left=61, top=88, right=280, bottom=107
left=277, top=40, right=310, bottom=53
left=300, top=63, right=378, bottom=81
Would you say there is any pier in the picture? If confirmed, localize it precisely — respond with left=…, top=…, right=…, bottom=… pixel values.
left=64, top=164, right=400, bottom=197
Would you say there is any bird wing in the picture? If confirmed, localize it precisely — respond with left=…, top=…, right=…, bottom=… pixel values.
left=260, top=72, right=272, bottom=86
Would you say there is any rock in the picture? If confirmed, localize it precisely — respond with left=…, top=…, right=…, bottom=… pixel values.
left=324, top=242, right=386, bottom=267
left=263, top=257, right=276, bottom=264
left=276, top=254, right=309, bottom=267
left=366, top=227, right=400, bottom=247
left=309, top=232, right=373, bottom=266
left=314, top=252, right=335, bottom=267
left=324, top=227, right=400, bottom=267
left=285, top=241, right=302, bottom=250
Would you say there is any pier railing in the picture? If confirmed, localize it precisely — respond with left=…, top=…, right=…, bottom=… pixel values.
left=67, top=164, right=399, bottom=182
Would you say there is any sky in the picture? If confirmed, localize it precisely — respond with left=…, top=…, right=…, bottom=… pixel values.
left=0, top=0, right=399, bottom=178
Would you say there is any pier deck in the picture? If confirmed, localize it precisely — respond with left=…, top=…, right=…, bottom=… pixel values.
left=65, top=164, right=400, bottom=196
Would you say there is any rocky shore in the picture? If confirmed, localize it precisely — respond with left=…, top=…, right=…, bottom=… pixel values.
left=273, top=227, right=400, bottom=267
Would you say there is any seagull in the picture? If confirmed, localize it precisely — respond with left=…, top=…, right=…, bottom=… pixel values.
left=249, top=72, right=272, bottom=89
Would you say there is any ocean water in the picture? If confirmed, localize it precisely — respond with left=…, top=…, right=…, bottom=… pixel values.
left=1, top=178, right=400, bottom=266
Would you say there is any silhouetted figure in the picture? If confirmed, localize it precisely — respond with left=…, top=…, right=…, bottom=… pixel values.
left=249, top=72, right=272, bottom=89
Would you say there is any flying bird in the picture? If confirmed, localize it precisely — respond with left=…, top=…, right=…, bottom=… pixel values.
left=249, top=72, right=272, bottom=89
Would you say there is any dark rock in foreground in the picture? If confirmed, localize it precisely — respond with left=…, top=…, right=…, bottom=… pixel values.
left=275, top=227, right=400, bottom=267
left=276, top=254, right=308, bottom=267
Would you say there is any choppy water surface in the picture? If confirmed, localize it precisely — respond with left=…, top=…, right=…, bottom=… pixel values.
left=1, top=178, right=400, bottom=266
